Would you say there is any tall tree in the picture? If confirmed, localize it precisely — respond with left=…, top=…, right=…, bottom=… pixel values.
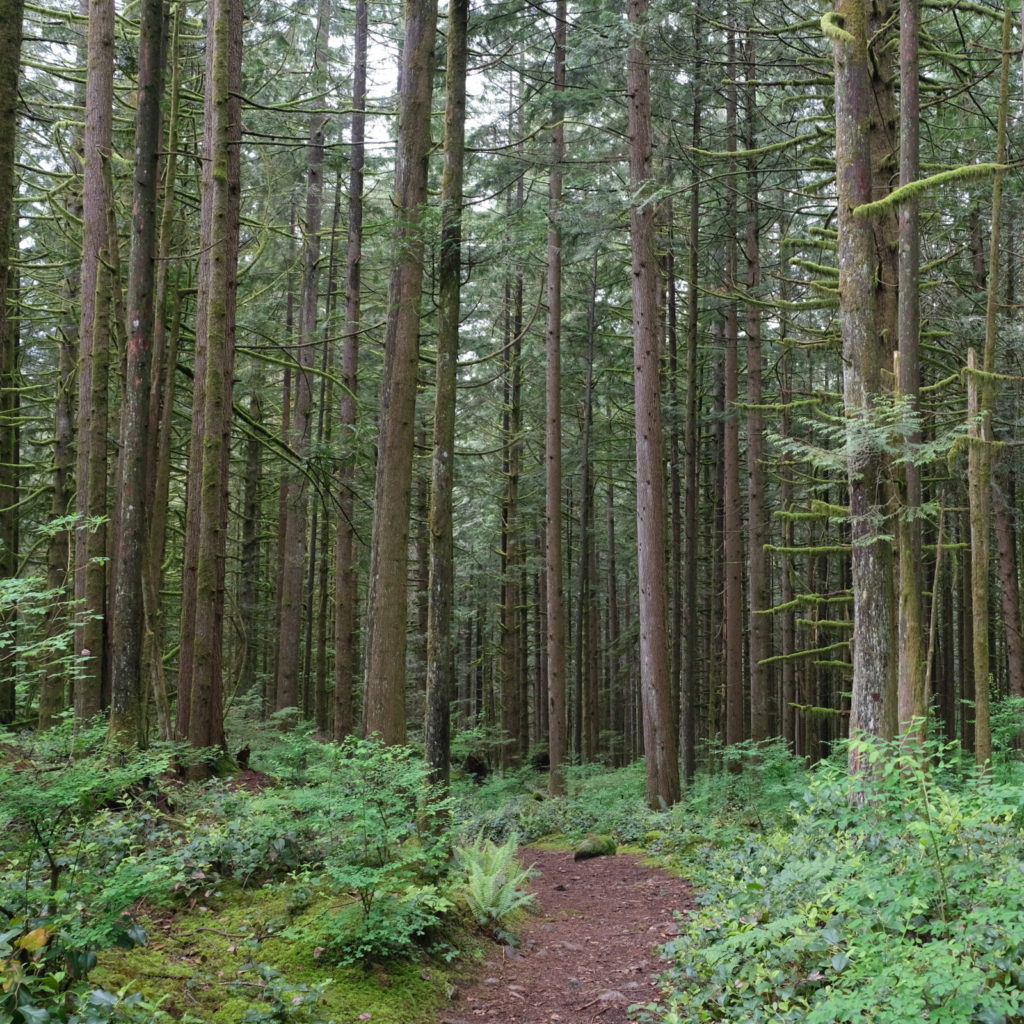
left=0, top=0, right=23, bottom=725
left=894, top=0, right=925, bottom=741
left=425, top=0, right=468, bottom=783
left=628, top=0, right=680, bottom=808
left=275, top=0, right=331, bottom=712
left=363, top=0, right=438, bottom=743
left=180, top=0, right=243, bottom=764
left=333, top=0, right=367, bottom=742
left=74, top=0, right=115, bottom=723
left=544, top=0, right=568, bottom=795
left=108, top=0, right=165, bottom=746
left=744, top=30, right=770, bottom=743
left=721, top=22, right=743, bottom=748
left=827, top=0, right=897, bottom=770
left=679, top=3, right=703, bottom=784
left=967, top=0, right=1013, bottom=767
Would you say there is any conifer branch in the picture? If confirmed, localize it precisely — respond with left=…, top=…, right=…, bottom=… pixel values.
left=853, top=163, right=1005, bottom=217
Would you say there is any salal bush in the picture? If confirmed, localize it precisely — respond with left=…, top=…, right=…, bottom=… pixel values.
left=648, top=736, right=1024, bottom=1024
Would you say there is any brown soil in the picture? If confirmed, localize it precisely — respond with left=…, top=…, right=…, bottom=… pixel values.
left=442, top=847, right=692, bottom=1024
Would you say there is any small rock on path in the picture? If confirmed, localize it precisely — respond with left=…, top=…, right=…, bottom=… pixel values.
left=441, top=846, right=692, bottom=1024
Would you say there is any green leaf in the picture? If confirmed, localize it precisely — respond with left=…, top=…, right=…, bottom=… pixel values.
left=18, top=1007, right=51, bottom=1024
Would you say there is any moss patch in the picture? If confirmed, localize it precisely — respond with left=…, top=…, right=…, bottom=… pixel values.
left=93, top=881, right=480, bottom=1024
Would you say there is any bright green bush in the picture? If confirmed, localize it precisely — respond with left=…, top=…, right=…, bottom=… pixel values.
left=646, top=736, right=1024, bottom=1024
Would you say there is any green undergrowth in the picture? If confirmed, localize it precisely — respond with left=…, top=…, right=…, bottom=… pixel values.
left=640, top=732, right=1024, bottom=1024
left=92, top=881, right=476, bottom=1024
left=456, top=757, right=667, bottom=844
left=1, top=721, right=534, bottom=1024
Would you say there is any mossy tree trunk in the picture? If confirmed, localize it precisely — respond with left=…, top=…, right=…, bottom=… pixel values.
left=108, top=0, right=165, bottom=747
left=74, top=0, right=115, bottom=724
left=895, top=0, right=926, bottom=744
left=275, top=0, right=330, bottom=713
left=966, top=0, right=1012, bottom=767
left=829, top=0, right=898, bottom=772
left=0, top=0, right=22, bottom=725
left=180, top=0, right=242, bottom=765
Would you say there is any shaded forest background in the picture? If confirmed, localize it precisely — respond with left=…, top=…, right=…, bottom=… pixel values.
left=0, top=0, right=1022, bottom=796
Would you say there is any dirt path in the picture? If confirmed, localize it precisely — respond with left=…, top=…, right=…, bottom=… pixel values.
left=441, top=847, right=692, bottom=1024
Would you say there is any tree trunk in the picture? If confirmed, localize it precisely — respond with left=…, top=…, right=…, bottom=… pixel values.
left=182, top=0, right=243, bottom=764
left=74, top=0, right=115, bottom=723
left=276, top=0, right=330, bottom=713
left=575, top=257, right=599, bottom=763
left=0, top=0, right=22, bottom=726
left=333, top=0, right=366, bottom=742
left=545, top=0, right=568, bottom=795
left=829, top=0, right=898, bottom=771
left=425, top=0, right=467, bottom=784
left=680, top=6, right=703, bottom=783
left=722, top=23, right=744, bottom=749
left=141, top=4, right=182, bottom=743
left=109, top=0, right=165, bottom=747
left=628, top=0, right=680, bottom=809
left=363, top=0, right=437, bottom=743
left=967, top=1, right=1012, bottom=767
left=744, top=31, right=770, bottom=744
left=895, top=0, right=926, bottom=743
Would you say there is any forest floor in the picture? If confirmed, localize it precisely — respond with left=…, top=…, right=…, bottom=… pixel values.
left=440, top=847, right=693, bottom=1024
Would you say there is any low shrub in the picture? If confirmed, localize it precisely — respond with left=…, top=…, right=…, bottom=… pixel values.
left=645, top=736, right=1024, bottom=1024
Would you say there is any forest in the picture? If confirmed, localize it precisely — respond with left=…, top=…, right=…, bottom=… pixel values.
left=2, top=0, right=1024, bottom=1020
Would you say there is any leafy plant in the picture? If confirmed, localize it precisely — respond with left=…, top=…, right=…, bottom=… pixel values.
left=233, top=962, right=331, bottom=1024
left=451, top=835, right=535, bottom=941
left=265, top=736, right=456, bottom=965
left=645, top=735, right=1024, bottom=1024
left=0, top=744, right=183, bottom=1022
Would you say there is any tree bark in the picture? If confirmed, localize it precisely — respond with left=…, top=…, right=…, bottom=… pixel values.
left=545, top=0, right=568, bottom=795
left=967, top=1, right=1012, bottom=767
left=74, top=0, right=115, bottom=723
left=363, top=0, right=437, bottom=743
left=182, top=0, right=242, bottom=764
left=0, top=0, right=22, bottom=726
left=721, top=21, right=744, bottom=749
left=425, top=0, right=467, bottom=784
left=830, top=0, right=898, bottom=771
left=333, top=0, right=367, bottom=742
left=628, top=0, right=680, bottom=809
left=275, top=0, right=330, bottom=713
left=680, top=5, right=703, bottom=784
left=895, top=0, right=926, bottom=744
left=109, top=0, right=165, bottom=747
left=744, top=30, right=770, bottom=743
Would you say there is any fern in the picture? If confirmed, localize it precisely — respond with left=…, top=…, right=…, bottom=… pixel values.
left=452, top=835, right=536, bottom=938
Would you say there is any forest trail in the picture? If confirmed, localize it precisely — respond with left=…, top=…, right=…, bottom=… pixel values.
left=440, top=847, right=693, bottom=1024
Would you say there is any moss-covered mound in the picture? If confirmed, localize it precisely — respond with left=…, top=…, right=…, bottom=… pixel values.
left=94, top=881, right=478, bottom=1024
